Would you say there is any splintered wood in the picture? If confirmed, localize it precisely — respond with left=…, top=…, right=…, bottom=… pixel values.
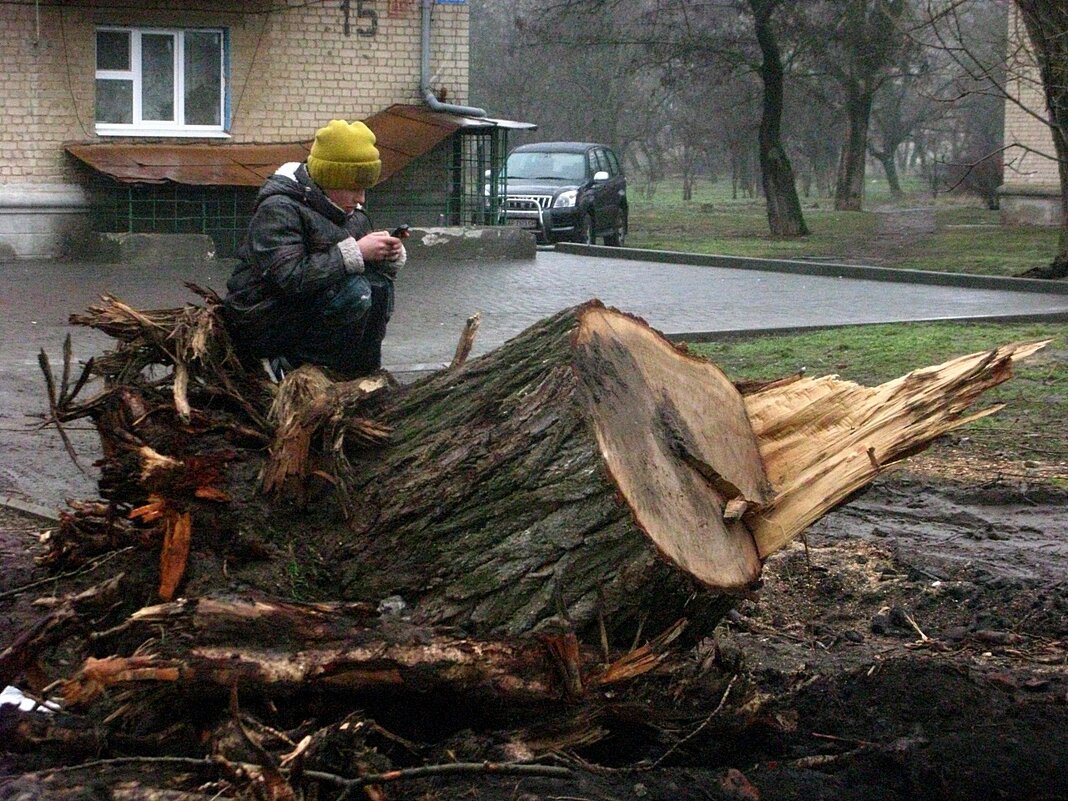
left=741, top=340, right=1048, bottom=557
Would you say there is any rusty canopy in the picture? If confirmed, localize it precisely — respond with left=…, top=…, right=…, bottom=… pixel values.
left=65, top=142, right=312, bottom=187
left=66, top=105, right=535, bottom=187
left=365, top=104, right=535, bottom=182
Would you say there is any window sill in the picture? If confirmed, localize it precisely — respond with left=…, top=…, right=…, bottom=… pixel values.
left=95, top=127, right=232, bottom=139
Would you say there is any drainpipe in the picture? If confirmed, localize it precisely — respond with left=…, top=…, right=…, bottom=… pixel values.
left=421, top=0, right=486, bottom=117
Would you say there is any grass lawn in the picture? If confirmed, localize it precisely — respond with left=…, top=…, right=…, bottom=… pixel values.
left=626, top=177, right=1060, bottom=276
left=687, top=320, right=1068, bottom=474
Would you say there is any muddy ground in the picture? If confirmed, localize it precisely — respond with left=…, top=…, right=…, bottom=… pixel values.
left=2, top=454, right=1065, bottom=801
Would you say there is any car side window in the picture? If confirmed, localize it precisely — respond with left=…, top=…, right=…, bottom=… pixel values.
left=591, top=149, right=607, bottom=176
left=605, top=149, right=622, bottom=176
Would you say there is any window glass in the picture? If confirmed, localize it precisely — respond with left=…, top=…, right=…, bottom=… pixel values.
left=95, top=79, right=133, bottom=123
left=605, top=149, right=621, bottom=175
left=591, top=150, right=608, bottom=175
left=96, top=30, right=130, bottom=71
left=95, top=27, right=226, bottom=133
left=506, top=151, right=586, bottom=182
left=141, top=34, right=175, bottom=121
left=185, top=31, right=222, bottom=125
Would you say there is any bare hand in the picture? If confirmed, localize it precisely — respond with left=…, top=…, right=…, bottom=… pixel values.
left=357, top=232, right=403, bottom=262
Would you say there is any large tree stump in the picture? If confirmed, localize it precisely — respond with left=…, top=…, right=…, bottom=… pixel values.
left=292, top=303, right=771, bottom=640
left=51, top=295, right=1043, bottom=647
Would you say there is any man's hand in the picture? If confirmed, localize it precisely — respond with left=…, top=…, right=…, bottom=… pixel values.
left=357, top=231, right=404, bottom=263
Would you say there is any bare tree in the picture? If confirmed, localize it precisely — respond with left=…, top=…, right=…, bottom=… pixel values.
left=804, top=0, right=910, bottom=211
left=867, top=41, right=956, bottom=199
left=749, top=0, right=810, bottom=234
left=914, top=0, right=1067, bottom=274
left=472, top=0, right=811, bottom=237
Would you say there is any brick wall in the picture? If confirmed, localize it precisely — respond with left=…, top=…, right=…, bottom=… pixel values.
left=0, top=0, right=470, bottom=185
left=1003, top=5, right=1059, bottom=191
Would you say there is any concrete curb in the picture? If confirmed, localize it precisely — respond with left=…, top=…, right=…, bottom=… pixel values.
left=663, top=310, right=1068, bottom=343
left=405, top=226, right=536, bottom=262
left=555, top=243, right=1068, bottom=296
left=0, top=495, right=60, bottom=523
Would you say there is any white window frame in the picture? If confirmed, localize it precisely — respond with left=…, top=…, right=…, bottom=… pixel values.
left=95, top=26, right=229, bottom=138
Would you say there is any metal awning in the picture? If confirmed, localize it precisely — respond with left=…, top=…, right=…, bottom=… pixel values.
left=65, top=105, right=535, bottom=187
left=65, top=142, right=312, bottom=187
left=365, top=104, right=536, bottom=182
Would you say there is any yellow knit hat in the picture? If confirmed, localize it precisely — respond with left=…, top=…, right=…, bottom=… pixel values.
left=307, top=120, right=382, bottom=190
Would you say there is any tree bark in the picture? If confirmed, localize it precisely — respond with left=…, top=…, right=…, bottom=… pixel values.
left=748, top=0, right=810, bottom=237
left=835, top=90, right=874, bottom=211
left=319, top=303, right=770, bottom=640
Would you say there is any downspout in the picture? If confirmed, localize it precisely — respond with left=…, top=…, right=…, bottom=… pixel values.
left=421, top=0, right=486, bottom=117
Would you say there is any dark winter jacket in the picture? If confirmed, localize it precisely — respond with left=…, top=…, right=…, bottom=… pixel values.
left=223, top=162, right=402, bottom=359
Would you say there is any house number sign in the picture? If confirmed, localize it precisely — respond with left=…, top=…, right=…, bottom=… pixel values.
left=340, top=0, right=378, bottom=36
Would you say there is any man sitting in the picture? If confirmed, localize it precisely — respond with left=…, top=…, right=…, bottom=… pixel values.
left=223, top=119, right=406, bottom=380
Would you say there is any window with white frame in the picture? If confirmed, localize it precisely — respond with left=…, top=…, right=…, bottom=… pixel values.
left=95, top=27, right=227, bottom=136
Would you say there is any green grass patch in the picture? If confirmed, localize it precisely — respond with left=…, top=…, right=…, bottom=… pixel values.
left=687, top=320, right=1068, bottom=465
left=898, top=210, right=1059, bottom=276
left=625, top=177, right=1059, bottom=276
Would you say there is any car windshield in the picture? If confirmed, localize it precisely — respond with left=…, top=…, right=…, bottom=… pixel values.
left=507, top=151, right=586, bottom=182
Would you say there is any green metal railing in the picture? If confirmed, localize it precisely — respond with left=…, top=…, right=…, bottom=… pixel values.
left=449, top=128, right=508, bottom=226
left=88, top=128, right=511, bottom=256
left=89, top=178, right=257, bottom=257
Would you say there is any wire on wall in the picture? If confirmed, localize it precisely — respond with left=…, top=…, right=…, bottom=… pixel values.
left=228, top=11, right=271, bottom=137
left=58, top=4, right=92, bottom=139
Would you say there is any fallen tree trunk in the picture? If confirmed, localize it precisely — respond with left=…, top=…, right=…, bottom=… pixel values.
left=321, top=303, right=772, bottom=639
left=50, top=294, right=1045, bottom=646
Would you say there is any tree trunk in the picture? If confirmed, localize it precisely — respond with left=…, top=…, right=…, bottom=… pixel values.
left=44, top=295, right=1046, bottom=660
left=748, top=0, right=810, bottom=237
left=873, top=147, right=904, bottom=199
left=835, top=90, right=875, bottom=211
left=319, top=303, right=770, bottom=641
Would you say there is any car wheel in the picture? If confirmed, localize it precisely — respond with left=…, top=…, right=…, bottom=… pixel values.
left=604, top=210, right=628, bottom=247
left=577, top=213, right=595, bottom=245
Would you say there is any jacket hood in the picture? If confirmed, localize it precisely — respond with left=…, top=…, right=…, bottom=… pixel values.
left=255, top=162, right=347, bottom=225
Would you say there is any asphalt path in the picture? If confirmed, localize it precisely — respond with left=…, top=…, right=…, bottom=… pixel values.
left=3, top=251, right=1067, bottom=511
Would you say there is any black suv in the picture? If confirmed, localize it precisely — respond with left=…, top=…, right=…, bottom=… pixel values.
left=503, top=142, right=628, bottom=246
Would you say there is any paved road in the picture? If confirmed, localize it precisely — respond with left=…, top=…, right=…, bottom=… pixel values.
left=3, top=252, right=1067, bottom=510
left=391, top=252, right=1068, bottom=365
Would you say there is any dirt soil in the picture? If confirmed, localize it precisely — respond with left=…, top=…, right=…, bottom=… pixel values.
left=2, top=449, right=1065, bottom=801
left=841, top=206, right=941, bottom=267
